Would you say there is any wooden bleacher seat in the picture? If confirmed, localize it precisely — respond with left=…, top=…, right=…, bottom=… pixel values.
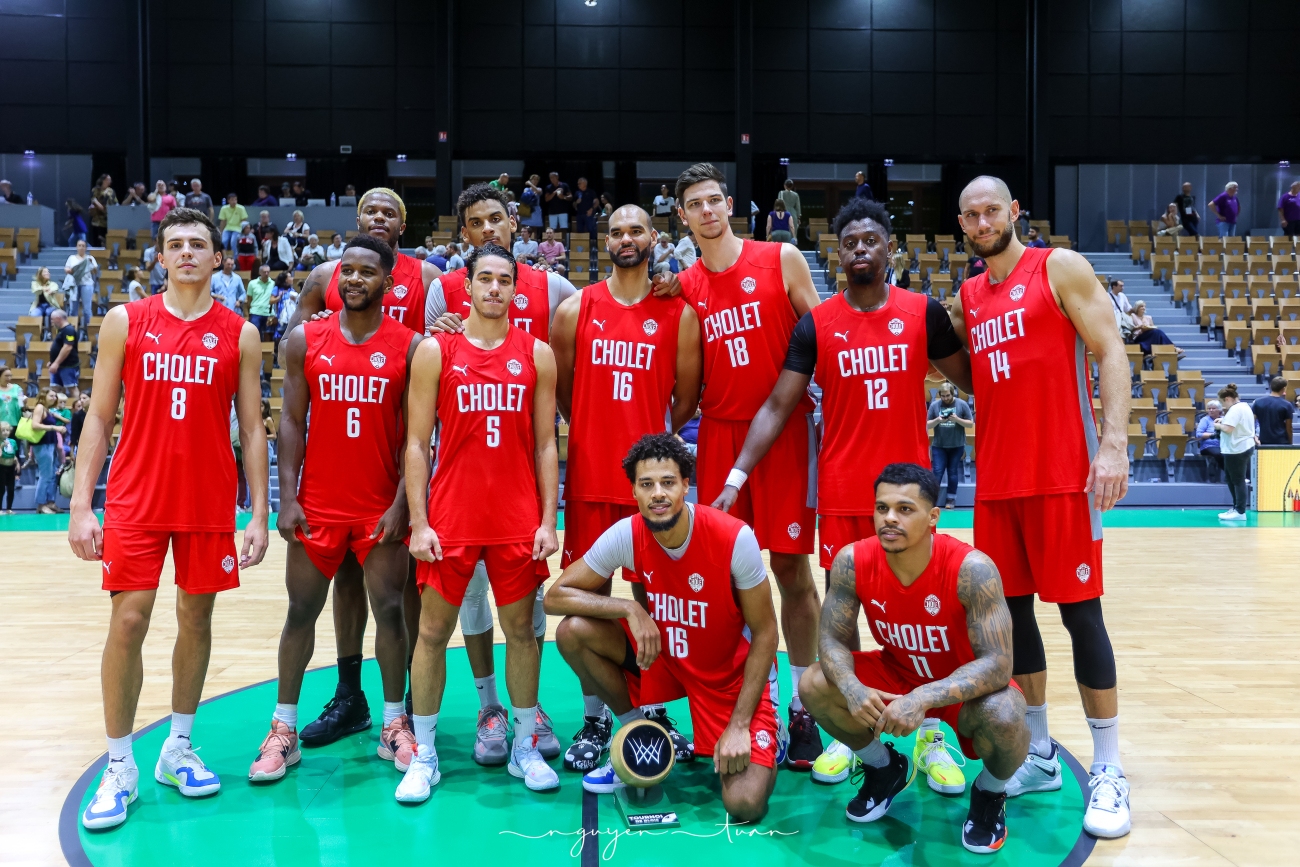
left=1106, top=221, right=1128, bottom=248
left=1122, top=345, right=1143, bottom=379
left=1274, top=278, right=1298, bottom=299
left=905, top=234, right=929, bottom=254
left=0, top=246, right=16, bottom=282
left=1245, top=236, right=1272, bottom=257
left=1130, top=398, right=1158, bottom=433
left=1150, top=254, right=1173, bottom=282
left=1154, top=422, right=1188, bottom=459
left=1254, top=343, right=1282, bottom=377
left=1197, top=255, right=1221, bottom=277
left=1139, top=370, right=1170, bottom=405
left=1223, top=321, right=1250, bottom=354
left=0, top=341, right=16, bottom=369
left=1282, top=369, right=1300, bottom=395
left=1176, top=236, right=1199, bottom=257
left=917, top=253, right=940, bottom=279
left=1200, top=238, right=1225, bottom=258
left=1274, top=255, right=1297, bottom=276
left=947, top=252, right=968, bottom=276
left=1274, top=238, right=1296, bottom=257
left=1164, top=398, right=1196, bottom=434
left=1127, top=424, right=1152, bottom=460
left=1280, top=321, right=1300, bottom=345
left=928, top=276, right=953, bottom=301
left=1221, top=278, right=1247, bottom=299
left=260, top=342, right=275, bottom=375
left=1129, top=237, right=1152, bottom=263
left=12, top=316, right=43, bottom=346
left=1151, top=344, right=1179, bottom=378
left=1224, top=298, right=1251, bottom=321
left=1126, top=220, right=1150, bottom=239
left=1252, top=299, right=1279, bottom=322
left=1170, top=275, right=1196, bottom=307
left=1222, top=254, right=1247, bottom=277
left=1246, top=255, right=1271, bottom=277
left=16, top=228, right=40, bottom=257
left=1176, top=370, right=1206, bottom=405
left=1246, top=275, right=1272, bottom=299
left=1222, top=237, right=1245, bottom=256
left=933, top=235, right=956, bottom=260
left=1283, top=347, right=1300, bottom=373
left=1199, top=300, right=1225, bottom=331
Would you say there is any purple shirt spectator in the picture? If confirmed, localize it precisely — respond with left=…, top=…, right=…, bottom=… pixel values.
left=1212, top=191, right=1240, bottom=224
left=1279, top=190, right=1300, bottom=225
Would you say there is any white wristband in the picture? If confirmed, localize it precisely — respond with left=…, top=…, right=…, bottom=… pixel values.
left=725, top=468, right=748, bottom=490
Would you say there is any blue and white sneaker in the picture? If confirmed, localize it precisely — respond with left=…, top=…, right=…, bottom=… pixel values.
left=509, top=740, right=560, bottom=791
left=581, top=759, right=624, bottom=794
left=774, top=713, right=791, bottom=766
left=155, top=739, right=221, bottom=797
left=395, top=744, right=441, bottom=804
left=1005, top=743, right=1063, bottom=797
left=82, top=761, right=139, bottom=829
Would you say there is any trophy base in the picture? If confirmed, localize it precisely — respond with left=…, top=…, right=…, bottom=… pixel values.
left=613, top=784, right=680, bottom=828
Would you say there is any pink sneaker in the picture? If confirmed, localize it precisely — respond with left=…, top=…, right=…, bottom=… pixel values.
left=248, top=720, right=300, bottom=782
left=377, top=714, right=417, bottom=771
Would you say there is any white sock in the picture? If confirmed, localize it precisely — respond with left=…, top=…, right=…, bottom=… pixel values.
left=513, top=706, right=538, bottom=750
left=1086, top=715, right=1122, bottom=775
left=412, top=713, right=438, bottom=751
left=640, top=703, right=664, bottom=716
left=853, top=739, right=890, bottom=768
left=383, top=701, right=405, bottom=726
left=789, top=665, right=807, bottom=712
left=164, top=712, right=194, bottom=749
left=616, top=708, right=646, bottom=727
left=919, top=717, right=940, bottom=737
left=582, top=694, right=605, bottom=719
left=273, top=703, right=298, bottom=730
left=767, top=661, right=780, bottom=707
left=475, top=675, right=500, bottom=709
left=1026, top=703, right=1052, bottom=757
left=975, top=767, right=1008, bottom=793
left=107, top=734, right=135, bottom=768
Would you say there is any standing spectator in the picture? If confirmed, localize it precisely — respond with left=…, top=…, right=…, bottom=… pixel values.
left=147, top=180, right=176, bottom=238
left=235, top=223, right=259, bottom=270
left=88, top=174, right=117, bottom=247
left=1214, top=383, right=1257, bottom=520
left=446, top=242, right=465, bottom=271
left=1108, top=278, right=1133, bottom=329
left=520, top=174, right=544, bottom=232
left=325, top=232, right=346, bottom=261
left=0, top=368, right=24, bottom=431
left=64, top=199, right=89, bottom=246
left=1156, top=203, right=1182, bottom=236
left=143, top=241, right=166, bottom=294
left=283, top=210, right=311, bottom=253
left=766, top=198, right=795, bottom=243
left=1174, top=181, right=1199, bottom=236
left=166, top=180, right=185, bottom=205
left=927, top=382, right=974, bottom=509
left=544, top=171, right=572, bottom=230
left=1277, top=181, right=1300, bottom=237
left=120, top=182, right=148, bottom=207
left=652, top=234, right=677, bottom=275
left=653, top=185, right=676, bottom=220
left=299, top=234, right=327, bottom=269
left=0, top=421, right=16, bottom=514
left=489, top=172, right=511, bottom=191
left=854, top=170, right=873, bottom=200
left=261, top=399, right=277, bottom=446
left=183, top=178, right=214, bottom=220
left=512, top=226, right=539, bottom=265
left=965, top=256, right=986, bottom=281
left=210, top=257, right=247, bottom=315
left=538, top=227, right=566, bottom=272
left=280, top=181, right=293, bottom=202
left=63, top=240, right=97, bottom=326
left=252, top=209, right=275, bottom=247
left=426, top=245, right=449, bottom=270
left=290, top=180, right=311, bottom=206
left=251, top=184, right=279, bottom=207
left=573, top=177, right=598, bottom=237
left=29, top=267, right=64, bottom=318
left=217, top=192, right=248, bottom=250
left=271, top=271, right=298, bottom=339
left=778, top=179, right=801, bottom=244
left=247, top=264, right=276, bottom=339
left=124, top=267, right=147, bottom=301
left=674, top=228, right=697, bottom=269
left=1253, top=376, right=1295, bottom=445
left=1025, top=226, right=1048, bottom=248
left=1196, top=399, right=1224, bottom=476
left=0, top=179, right=23, bottom=204
left=1209, top=182, right=1240, bottom=237
left=69, top=391, right=89, bottom=454
left=30, top=388, right=66, bottom=513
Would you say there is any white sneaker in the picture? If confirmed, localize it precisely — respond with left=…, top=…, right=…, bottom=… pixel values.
left=509, top=741, right=560, bottom=791
left=82, top=761, right=139, bottom=829
left=1084, top=765, right=1131, bottom=838
left=155, top=739, right=221, bottom=797
left=1218, top=509, right=1247, bottom=521
left=395, top=744, right=441, bottom=803
left=1005, top=744, right=1063, bottom=797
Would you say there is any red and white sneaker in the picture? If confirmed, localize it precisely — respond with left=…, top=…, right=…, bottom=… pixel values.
left=377, top=715, right=418, bottom=771
left=249, top=720, right=300, bottom=782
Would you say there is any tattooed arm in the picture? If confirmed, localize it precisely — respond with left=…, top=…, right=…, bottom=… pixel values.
left=819, top=547, right=891, bottom=730
left=875, top=550, right=1015, bottom=737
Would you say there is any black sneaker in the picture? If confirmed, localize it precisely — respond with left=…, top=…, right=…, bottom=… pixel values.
left=962, top=784, right=1009, bottom=853
left=563, top=710, right=613, bottom=772
left=845, top=742, right=911, bottom=823
left=643, top=705, right=695, bottom=762
left=300, top=686, right=372, bottom=746
left=785, top=707, right=824, bottom=770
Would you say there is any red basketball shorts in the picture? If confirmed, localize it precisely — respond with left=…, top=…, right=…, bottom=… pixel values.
left=817, top=514, right=875, bottom=569
left=853, top=649, right=1022, bottom=760
left=974, top=493, right=1104, bottom=603
left=101, top=528, right=239, bottom=594
left=417, top=541, right=541, bottom=607
left=294, top=521, right=407, bottom=578
left=697, top=414, right=815, bottom=556
left=561, top=499, right=637, bottom=579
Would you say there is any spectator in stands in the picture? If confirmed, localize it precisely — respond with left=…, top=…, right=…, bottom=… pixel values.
left=1254, top=377, right=1295, bottom=445
left=283, top=210, right=311, bottom=253
left=280, top=182, right=292, bottom=202
left=489, top=173, right=510, bottom=191
left=779, top=180, right=801, bottom=244
left=124, top=267, right=146, bottom=301
left=1278, top=181, right=1300, bottom=237
left=573, top=177, right=598, bottom=238
left=653, top=234, right=677, bottom=275
left=678, top=409, right=701, bottom=456
left=1025, top=226, right=1047, bottom=248
left=0, top=421, right=16, bottom=514
left=1214, top=383, right=1257, bottom=520
left=344, top=184, right=356, bottom=199
left=252, top=209, right=274, bottom=247
left=87, top=174, right=116, bottom=247
left=261, top=399, right=276, bottom=445
left=1156, top=203, right=1182, bottom=236
left=766, top=198, right=795, bottom=243
left=247, top=264, right=275, bottom=340
left=1174, top=182, right=1199, bottom=236
left=513, top=227, right=539, bottom=265
left=29, top=267, right=64, bottom=318
left=63, top=239, right=97, bottom=325
left=211, top=257, right=247, bottom=316
left=252, top=184, right=279, bottom=207
left=47, top=310, right=79, bottom=398
left=218, top=192, right=248, bottom=250
left=0, top=179, right=22, bottom=204
left=144, top=241, right=165, bottom=293
left=183, top=178, right=214, bottom=220
left=167, top=180, right=185, bottom=204
left=1209, top=182, right=1240, bottom=237
left=544, top=171, right=573, bottom=230
left=519, top=174, right=544, bottom=233
left=599, top=193, right=614, bottom=217
left=235, top=223, right=259, bottom=271
left=120, top=182, right=147, bottom=207
left=69, top=391, right=89, bottom=454
left=927, top=382, right=973, bottom=509
left=1, top=368, right=23, bottom=429
left=299, top=234, right=328, bottom=269
left=1108, top=278, right=1133, bottom=323
left=1127, top=300, right=1185, bottom=360
left=64, top=199, right=89, bottom=246
left=272, top=271, right=297, bottom=338
left=674, top=229, right=697, bottom=269
left=413, top=245, right=429, bottom=260
left=854, top=171, right=873, bottom=200
left=446, top=243, right=466, bottom=271
left=30, top=388, right=66, bottom=513
left=966, top=256, right=986, bottom=281
left=290, top=181, right=311, bottom=207
left=424, top=245, right=446, bottom=270
left=538, top=227, right=566, bottom=273
left=653, top=185, right=676, bottom=220
left=147, top=180, right=176, bottom=237
left=884, top=249, right=911, bottom=289
left=1196, top=399, right=1224, bottom=475
left=325, top=232, right=346, bottom=261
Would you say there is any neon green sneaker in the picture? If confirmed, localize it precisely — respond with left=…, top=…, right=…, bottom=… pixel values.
left=811, top=739, right=857, bottom=784
left=913, top=728, right=966, bottom=794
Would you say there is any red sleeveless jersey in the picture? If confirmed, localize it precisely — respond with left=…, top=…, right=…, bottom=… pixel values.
left=631, top=505, right=750, bottom=696
left=428, top=327, right=540, bottom=545
left=680, top=239, right=812, bottom=421
left=296, top=314, right=411, bottom=525
left=324, top=252, right=427, bottom=333
left=854, top=533, right=976, bottom=686
left=439, top=266, right=552, bottom=343
left=566, top=280, right=684, bottom=505
left=959, top=247, right=1098, bottom=499
left=812, top=289, right=932, bottom=515
left=104, top=294, right=245, bottom=531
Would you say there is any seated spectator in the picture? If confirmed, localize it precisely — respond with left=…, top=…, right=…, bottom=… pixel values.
left=236, top=223, right=259, bottom=271
left=1253, top=376, right=1295, bottom=445
left=412, top=245, right=429, bottom=260
left=678, top=410, right=700, bottom=455
left=69, top=391, right=89, bottom=455
left=0, top=179, right=23, bottom=204
left=884, top=249, right=911, bottom=289
left=211, top=257, right=247, bottom=315
left=1213, top=383, right=1256, bottom=520
left=966, top=256, right=986, bottom=280
left=343, top=184, right=356, bottom=199
left=767, top=198, right=795, bottom=244
left=247, top=264, right=276, bottom=339
left=280, top=181, right=293, bottom=202
left=290, top=180, right=311, bottom=207
left=143, top=242, right=166, bottom=293
left=599, top=193, right=614, bottom=217
left=652, top=234, right=677, bottom=275
left=29, top=267, right=65, bottom=318
left=299, top=234, right=328, bottom=270
left=325, top=233, right=346, bottom=261
left=1156, top=203, right=1182, bottom=236
left=927, top=382, right=974, bottom=509
left=121, top=182, right=148, bottom=207
left=64, top=199, right=89, bottom=246
left=252, top=209, right=275, bottom=247
left=513, top=227, right=540, bottom=265
left=854, top=170, right=873, bottom=200
left=1025, top=226, right=1047, bottom=248
left=261, top=226, right=293, bottom=271
left=251, top=184, right=279, bottom=207
left=262, top=399, right=277, bottom=445
left=63, top=239, right=97, bottom=325
left=538, top=227, right=566, bottom=272
left=218, top=192, right=248, bottom=250
left=124, top=267, right=147, bottom=302
left=1128, top=300, right=1184, bottom=359
left=653, top=185, right=675, bottom=219
left=283, top=210, right=311, bottom=252
left=0, top=420, right=16, bottom=514
left=426, top=245, right=449, bottom=271
left=147, top=180, right=176, bottom=238
left=675, top=230, right=697, bottom=269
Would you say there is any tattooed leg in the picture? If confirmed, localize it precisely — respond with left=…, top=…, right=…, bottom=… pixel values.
left=957, top=686, right=1030, bottom=780
left=798, top=663, right=877, bottom=750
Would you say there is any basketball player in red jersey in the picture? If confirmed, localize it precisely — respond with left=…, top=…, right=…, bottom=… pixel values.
left=713, top=196, right=973, bottom=781
left=800, top=463, right=1028, bottom=853
left=545, top=434, right=780, bottom=821
left=248, top=236, right=422, bottom=783
left=950, top=176, right=1131, bottom=838
left=68, top=208, right=270, bottom=830
left=674, top=162, right=823, bottom=767
left=549, top=204, right=702, bottom=771
left=279, top=187, right=440, bottom=748
left=396, top=244, right=561, bottom=802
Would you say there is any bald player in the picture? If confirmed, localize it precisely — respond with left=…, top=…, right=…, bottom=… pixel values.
left=950, top=176, right=1131, bottom=838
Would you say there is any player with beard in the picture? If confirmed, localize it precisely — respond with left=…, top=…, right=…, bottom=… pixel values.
left=713, top=196, right=974, bottom=789
left=548, top=205, right=702, bottom=771
left=950, top=177, right=1132, bottom=838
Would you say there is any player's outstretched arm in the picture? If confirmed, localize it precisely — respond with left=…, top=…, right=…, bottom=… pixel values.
left=875, top=551, right=1014, bottom=738
left=710, top=366, right=811, bottom=512
left=532, top=339, right=561, bottom=561
left=275, top=326, right=310, bottom=543
left=1047, top=249, right=1130, bottom=511
left=670, top=304, right=702, bottom=432
left=404, top=337, right=442, bottom=561
left=549, top=292, right=581, bottom=422
left=544, top=543, right=660, bottom=668
left=372, top=332, right=423, bottom=544
left=67, top=306, right=128, bottom=561
left=235, top=320, right=270, bottom=568
left=718, top=578, right=779, bottom=775
left=275, top=261, right=332, bottom=365
left=780, top=241, right=821, bottom=317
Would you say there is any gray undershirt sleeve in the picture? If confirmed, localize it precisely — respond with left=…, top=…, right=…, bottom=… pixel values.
left=424, top=276, right=447, bottom=330
left=548, top=271, right=578, bottom=322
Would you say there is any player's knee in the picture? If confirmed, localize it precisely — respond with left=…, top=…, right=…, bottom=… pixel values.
left=798, top=663, right=832, bottom=708
left=1058, top=598, right=1117, bottom=690
left=723, top=787, right=770, bottom=823
left=112, top=606, right=152, bottom=646
left=417, top=610, right=456, bottom=650
left=555, top=615, right=596, bottom=655
left=458, top=591, right=493, bottom=637
left=496, top=603, right=536, bottom=645
left=174, top=596, right=214, bottom=635
left=971, top=688, right=1028, bottom=742
left=369, top=591, right=404, bottom=632
left=284, top=596, right=318, bottom=630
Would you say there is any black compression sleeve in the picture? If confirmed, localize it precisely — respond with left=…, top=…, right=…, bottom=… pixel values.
left=783, top=311, right=818, bottom=375
left=925, top=296, right=963, bottom=359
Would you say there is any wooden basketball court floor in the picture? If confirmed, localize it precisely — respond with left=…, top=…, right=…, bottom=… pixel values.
left=2, top=510, right=1297, bottom=866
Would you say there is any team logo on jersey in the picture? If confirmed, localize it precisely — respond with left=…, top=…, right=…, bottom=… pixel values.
left=1009, top=284, right=1026, bottom=301
left=221, top=555, right=236, bottom=574
left=741, top=276, right=757, bottom=294
left=1076, top=563, right=1091, bottom=583
left=642, top=319, right=658, bottom=336
left=392, top=284, right=409, bottom=300
left=754, top=730, right=772, bottom=750
left=202, top=332, right=219, bottom=350
left=687, top=572, right=704, bottom=592
left=506, top=359, right=523, bottom=376
left=370, top=352, right=386, bottom=369
left=888, top=317, right=905, bottom=336
left=513, top=294, right=529, bottom=310
left=924, top=594, right=941, bottom=616
left=787, top=522, right=801, bottom=539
